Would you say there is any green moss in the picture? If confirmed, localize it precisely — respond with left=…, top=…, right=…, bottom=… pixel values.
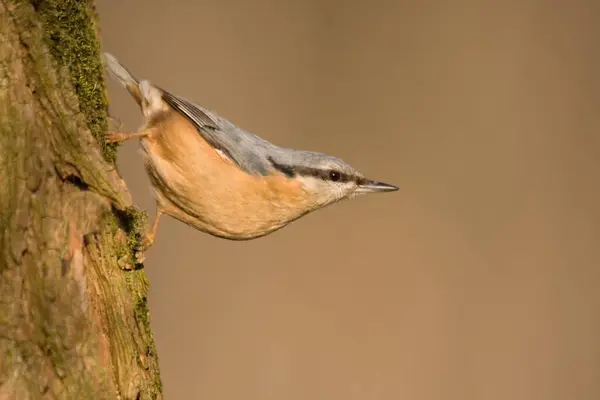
left=33, top=0, right=117, bottom=163
left=126, top=269, right=163, bottom=398
left=128, top=269, right=150, bottom=326
left=101, top=206, right=149, bottom=269
left=101, top=210, right=162, bottom=397
left=115, top=206, right=148, bottom=250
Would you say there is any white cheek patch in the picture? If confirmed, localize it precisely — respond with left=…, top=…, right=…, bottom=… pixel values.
left=296, top=176, right=351, bottom=206
left=296, top=176, right=322, bottom=192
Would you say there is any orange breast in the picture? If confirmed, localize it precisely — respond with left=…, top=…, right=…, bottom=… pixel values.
left=139, top=111, right=310, bottom=238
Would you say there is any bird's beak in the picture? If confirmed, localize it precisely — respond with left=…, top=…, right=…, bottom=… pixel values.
left=355, top=179, right=399, bottom=194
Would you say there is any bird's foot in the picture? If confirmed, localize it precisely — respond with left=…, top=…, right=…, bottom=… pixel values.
left=133, top=231, right=155, bottom=264
left=105, top=131, right=132, bottom=144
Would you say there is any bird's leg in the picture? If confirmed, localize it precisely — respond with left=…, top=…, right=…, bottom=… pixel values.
left=134, top=207, right=164, bottom=263
left=136, top=207, right=163, bottom=251
left=142, top=207, right=163, bottom=249
left=105, top=129, right=151, bottom=144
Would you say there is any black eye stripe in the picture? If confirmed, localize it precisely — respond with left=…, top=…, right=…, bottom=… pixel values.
left=316, top=169, right=353, bottom=182
left=268, top=158, right=355, bottom=183
left=268, top=157, right=296, bottom=178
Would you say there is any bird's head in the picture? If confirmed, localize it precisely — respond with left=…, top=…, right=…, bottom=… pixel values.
left=268, top=150, right=398, bottom=211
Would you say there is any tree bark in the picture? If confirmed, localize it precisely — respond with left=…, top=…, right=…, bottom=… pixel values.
left=0, top=1, right=162, bottom=399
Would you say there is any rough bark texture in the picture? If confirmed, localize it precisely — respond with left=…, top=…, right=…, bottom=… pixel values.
left=0, top=1, right=162, bottom=399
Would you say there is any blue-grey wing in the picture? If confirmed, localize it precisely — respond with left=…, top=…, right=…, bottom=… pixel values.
left=161, top=90, right=218, bottom=130
left=161, top=89, right=272, bottom=176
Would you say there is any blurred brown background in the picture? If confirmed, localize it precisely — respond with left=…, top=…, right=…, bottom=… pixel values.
left=96, top=1, right=600, bottom=399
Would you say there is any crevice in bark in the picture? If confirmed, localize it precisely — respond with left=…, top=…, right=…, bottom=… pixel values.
left=63, top=175, right=90, bottom=191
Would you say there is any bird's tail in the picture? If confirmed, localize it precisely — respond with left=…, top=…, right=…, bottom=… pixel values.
left=103, top=52, right=143, bottom=105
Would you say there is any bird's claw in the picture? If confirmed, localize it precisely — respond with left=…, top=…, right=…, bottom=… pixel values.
left=133, top=232, right=155, bottom=264
left=105, top=131, right=130, bottom=143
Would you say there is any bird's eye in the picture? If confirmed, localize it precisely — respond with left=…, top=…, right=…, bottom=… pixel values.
left=329, top=171, right=341, bottom=182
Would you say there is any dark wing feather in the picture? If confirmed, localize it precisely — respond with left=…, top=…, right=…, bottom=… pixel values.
left=160, top=89, right=271, bottom=176
left=161, top=90, right=219, bottom=131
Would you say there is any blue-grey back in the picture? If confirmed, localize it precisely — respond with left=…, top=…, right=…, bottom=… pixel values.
left=161, top=89, right=358, bottom=177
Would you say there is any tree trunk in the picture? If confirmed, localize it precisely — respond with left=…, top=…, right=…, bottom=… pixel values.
left=0, top=1, right=162, bottom=398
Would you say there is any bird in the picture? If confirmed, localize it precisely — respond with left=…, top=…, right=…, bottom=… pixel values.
left=103, top=52, right=398, bottom=250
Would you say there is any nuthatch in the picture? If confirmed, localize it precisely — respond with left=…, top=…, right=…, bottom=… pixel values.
left=104, top=53, right=398, bottom=249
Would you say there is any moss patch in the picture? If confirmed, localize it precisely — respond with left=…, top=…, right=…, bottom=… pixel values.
left=95, top=211, right=162, bottom=398
left=32, top=0, right=117, bottom=163
left=114, top=206, right=149, bottom=250
left=101, top=206, right=150, bottom=269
